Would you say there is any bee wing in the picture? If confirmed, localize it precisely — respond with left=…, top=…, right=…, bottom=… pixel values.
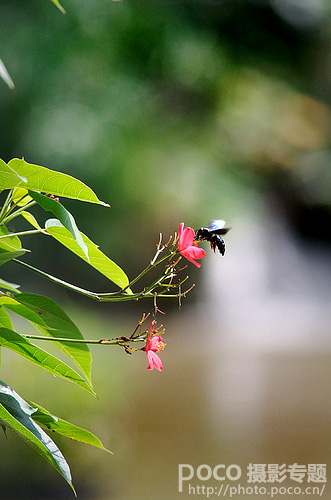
left=209, top=219, right=230, bottom=235
left=208, top=219, right=226, bottom=230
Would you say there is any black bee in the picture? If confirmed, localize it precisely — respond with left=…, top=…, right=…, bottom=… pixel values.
left=194, top=220, right=230, bottom=256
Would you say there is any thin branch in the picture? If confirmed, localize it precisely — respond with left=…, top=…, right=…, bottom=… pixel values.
left=1, top=200, right=37, bottom=224
left=0, top=229, right=46, bottom=239
left=0, top=189, right=13, bottom=223
left=20, top=333, right=147, bottom=345
left=12, top=259, right=99, bottom=299
left=11, top=258, right=190, bottom=302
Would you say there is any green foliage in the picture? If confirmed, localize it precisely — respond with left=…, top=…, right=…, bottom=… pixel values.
left=21, top=210, right=44, bottom=230
left=7, top=159, right=109, bottom=206
left=0, top=226, right=29, bottom=265
left=0, top=377, right=110, bottom=494
left=0, top=249, right=28, bottom=265
left=0, top=155, right=180, bottom=491
left=1, top=293, right=93, bottom=384
left=0, top=226, right=22, bottom=251
left=0, top=306, right=13, bottom=329
left=50, top=0, right=66, bottom=14
left=0, top=380, right=75, bottom=494
left=0, top=159, right=27, bottom=188
left=0, top=328, right=96, bottom=396
left=0, top=307, right=13, bottom=368
left=0, top=158, right=127, bottom=490
left=0, top=58, right=15, bottom=89
left=45, top=220, right=131, bottom=291
left=28, top=402, right=111, bottom=453
left=30, top=191, right=90, bottom=260
left=0, top=278, right=20, bottom=292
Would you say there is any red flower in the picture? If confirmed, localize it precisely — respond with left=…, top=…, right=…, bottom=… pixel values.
left=144, top=321, right=165, bottom=371
left=178, top=222, right=206, bottom=268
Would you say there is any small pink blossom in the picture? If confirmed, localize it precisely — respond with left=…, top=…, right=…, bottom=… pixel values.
left=143, top=321, right=165, bottom=371
left=177, top=222, right=206, bottom=268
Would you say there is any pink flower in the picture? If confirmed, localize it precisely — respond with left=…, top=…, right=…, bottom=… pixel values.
left=177, top=222, right=206, bottom=268
left=144, top=321, right=165, bottom=371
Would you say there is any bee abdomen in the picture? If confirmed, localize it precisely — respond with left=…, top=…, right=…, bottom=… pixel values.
left=213, top=235, right=226, bottom=255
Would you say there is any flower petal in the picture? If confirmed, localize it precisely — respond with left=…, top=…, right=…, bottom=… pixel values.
left=187, top=246, right=206, bottom=259
left=147, top=350, right=163, bottom=371
left=178, top=225, right=195, bottom=252
left=178, top=222, right=184, bottom=240
left=180, top=246, right=206, bottom=267
left=180, top=249, right=201, bottom=267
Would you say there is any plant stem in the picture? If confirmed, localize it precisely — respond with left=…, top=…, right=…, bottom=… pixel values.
left=12, top=259, right=183, bottom=302
left=2, top=200, right=36, bottom=224
left=20, top=333, right=146, bottom=345
left=12, top=259, right=99, bottom=299
left=120, top=248, right=176, bottom=293
left=0, top=229, right=45, bottom=239
left=0, top=189, right=13, bottom=223
left=97, top=291, right=183, bottom=301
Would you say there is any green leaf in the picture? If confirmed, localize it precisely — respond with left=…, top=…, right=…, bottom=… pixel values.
left=0, top=307, right=13, bottom=329
left=0, top=58, right=15, bottom=89
left=0, top=328, right=96, bottom=397
left=0, top=249, right=28, bottom=266
left=7, top=158, right=109, bottom=206
left=0, top=225, right=22, bottom=251
left=46, top=220, right=132, bottom=292
left=0, top=307, right=13, bottom=368
left=50, top=0, right=66, bottom=14
left=0, top=278, right=20, bottom=292
left=1, top=293, right=92, bottom=384
left=12, top=188, right=33, bottom=207
left=29, top=402, right=112, bottom=453
left=21, top=211, right=43, bottom=231
left=0, top=226, right=28, bottom=265
left=0, top=296, right=48, bottom=324
left=0, top=380, right=36, bottom=419
left=0, top=158, right=27, bottom=188
left=0, top=381, right=75, bottom=493
left=29, top=191, right=89, bottom=261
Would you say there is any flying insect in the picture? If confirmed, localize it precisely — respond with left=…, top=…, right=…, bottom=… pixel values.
left=194, top=220, right=230, bottom=256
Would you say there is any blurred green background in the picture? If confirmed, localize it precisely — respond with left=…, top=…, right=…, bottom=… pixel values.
left=0, top=0, right=330, bottom=498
